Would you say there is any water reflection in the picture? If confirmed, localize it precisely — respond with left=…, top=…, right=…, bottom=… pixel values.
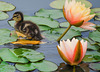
left=57, top=62, right=90, bottom=72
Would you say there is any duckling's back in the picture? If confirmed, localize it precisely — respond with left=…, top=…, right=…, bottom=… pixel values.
left=15, top=21, right=43, bottom=40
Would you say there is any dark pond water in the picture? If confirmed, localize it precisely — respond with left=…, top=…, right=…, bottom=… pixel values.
left=0, top=0, right=100, bottom=72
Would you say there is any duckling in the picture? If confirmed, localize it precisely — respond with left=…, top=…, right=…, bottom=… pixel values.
left=9, top=11, right=43, bottom=40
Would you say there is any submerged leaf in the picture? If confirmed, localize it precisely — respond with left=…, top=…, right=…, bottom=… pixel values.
left=50, top=0, right=92, bottom=9
left=0, top=29, right=18, bottom=45
left=35, top=8, right=63, bottom=19
left=0, top=1, right=15, bottom=11
left=0, top=61, right=15, bottom=72
left=0, top=48, right=28, bottom=63
left=0, top=11, right=9, bottom=20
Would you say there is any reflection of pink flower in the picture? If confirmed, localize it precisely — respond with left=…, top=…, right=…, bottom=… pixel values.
left=57, top=38, right=87, bottom=65
left=63, top=0, right=96, bottom=30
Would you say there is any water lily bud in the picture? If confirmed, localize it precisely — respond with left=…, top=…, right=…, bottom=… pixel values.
left=57, top=38, right=87, bottom=65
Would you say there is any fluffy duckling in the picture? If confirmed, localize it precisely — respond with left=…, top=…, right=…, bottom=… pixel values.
left=9, top=11, right=43, bottom=40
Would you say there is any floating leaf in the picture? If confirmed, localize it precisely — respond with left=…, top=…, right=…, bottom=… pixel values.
left=35, top=8, right=63, bottom=19
left=16, top=60, right=58, bottom=72
left=8, top=16, right=59, bottom=28
left=32, top=60, right=58, bottom=72
left=89, top=30, right=100, bottom=43
left=83, top=55, right=100, bottom=62
left=15, top=63, right=35, bottom=71
left=0, top=11, right=9, bottom=20
left=89, top=63, right=100, bottom=70
left=12, top=48, right=45, bottom=62
left=42, top=29, right=81, bottom=41
left=87, top=42, right=100, bottom=50
left=50, top=0, right=92, bottom=9
left=38, top=25, right=51, bottom=31
left=0, top=1, right=15, bottom=11
left=0, top=29, right=18, bottom=45
left=0, top=61, right=15, bottom=72
left=60, top=22, right=88, bottom=31
left=0, top=48, right=29, bottom=63
left=91, top=8, right=100, bottom=15
left=54, top=28, right=81, bottom=39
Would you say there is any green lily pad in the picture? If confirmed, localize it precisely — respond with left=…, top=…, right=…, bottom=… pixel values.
left=0, top=1, right=15, bottom=11
left=12, top=48, right=45, bottom=62
left=89, top=30, right=100, bottom=43
left=50, top=0, right=92, bottom=9
left=15, top=63, right=36, bottom=71
left=83, top=55, right=100, bottom=62
left=35, top=8, right=63, bottom=19
left=0, top=48, right=29, bottom=63
left=87, top=42, right=100, bottom=50
left=91, top=8, right=100, bottom=15
left=8, top=16, right=59, bottom=28
left=16, top=60, right=58, bottom=72
left=86, top=51, right=100, bottom=56
left=89, top=63, right=100, bottom=70
left=60, top=22, right=88, bottom=31
left=0, top=61, right=15, bottom=72
left=42, top=28, right=81, bottom=41
left=38, top=25, right=51, bottom=31
left=0, top=11, right=9, bottom=20
left=32, top=60, right=58, bottom=72
left=0, top=29, right=18, bottom=45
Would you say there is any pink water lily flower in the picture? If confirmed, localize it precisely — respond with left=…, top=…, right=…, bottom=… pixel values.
left=63, top=0, right=96, bottom=30
left=57, top=38, right=87, bottom=65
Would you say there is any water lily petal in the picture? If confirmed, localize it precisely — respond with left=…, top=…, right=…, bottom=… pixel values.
left=72, top=40, right=83, bottom=65
left=57, top=46, right=71, bottom=64
left=80, top=22, right=96, bottom=30
left=81, top=14, right=95, bottom=22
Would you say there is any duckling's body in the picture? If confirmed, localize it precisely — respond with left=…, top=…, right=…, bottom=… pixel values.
left=9, top=12, right=43, bottom=40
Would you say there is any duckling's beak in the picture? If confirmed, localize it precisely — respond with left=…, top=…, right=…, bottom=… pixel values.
left=8, top=18, right=14, bottom=21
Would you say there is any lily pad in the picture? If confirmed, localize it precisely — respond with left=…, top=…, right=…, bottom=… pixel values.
left=32, top=60, right=58, bottom=72
left=60, top=22, right=88, bottom=31
left=89, top=63, right=100, bottom=70
left=50, top=0, right=92, bottom=9
left=0, top=1, right=15, bottom=11
left=38, top=25, right=51, bottom=31
left=87, top=42, right=100, bottom=50
left=89, top=30, right=100, bottom=43
left=91, top=8, right=100, bottom=15
left=42, top=28, right=81, bottom=41
left=0, top=61, right=15, bottom=72
left=0, top=11, right=9, bottom=20
left=15, top=63, right=36, bottom=71
left=12, top=48, right=45, bottom=62
left=8, top=16, right=59, bottom=28
left=83, top=55, right=100, bottom=62
left=0, top=48, right=29, bottom=63
left=0, top=29, right=18, bottom=45
left=35, top=8, right=63, bottom=19
left=15, top=60, right=58, bottom=72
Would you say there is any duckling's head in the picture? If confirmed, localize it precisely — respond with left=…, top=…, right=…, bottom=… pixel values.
left=9, top=11, right=23, bottom=22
